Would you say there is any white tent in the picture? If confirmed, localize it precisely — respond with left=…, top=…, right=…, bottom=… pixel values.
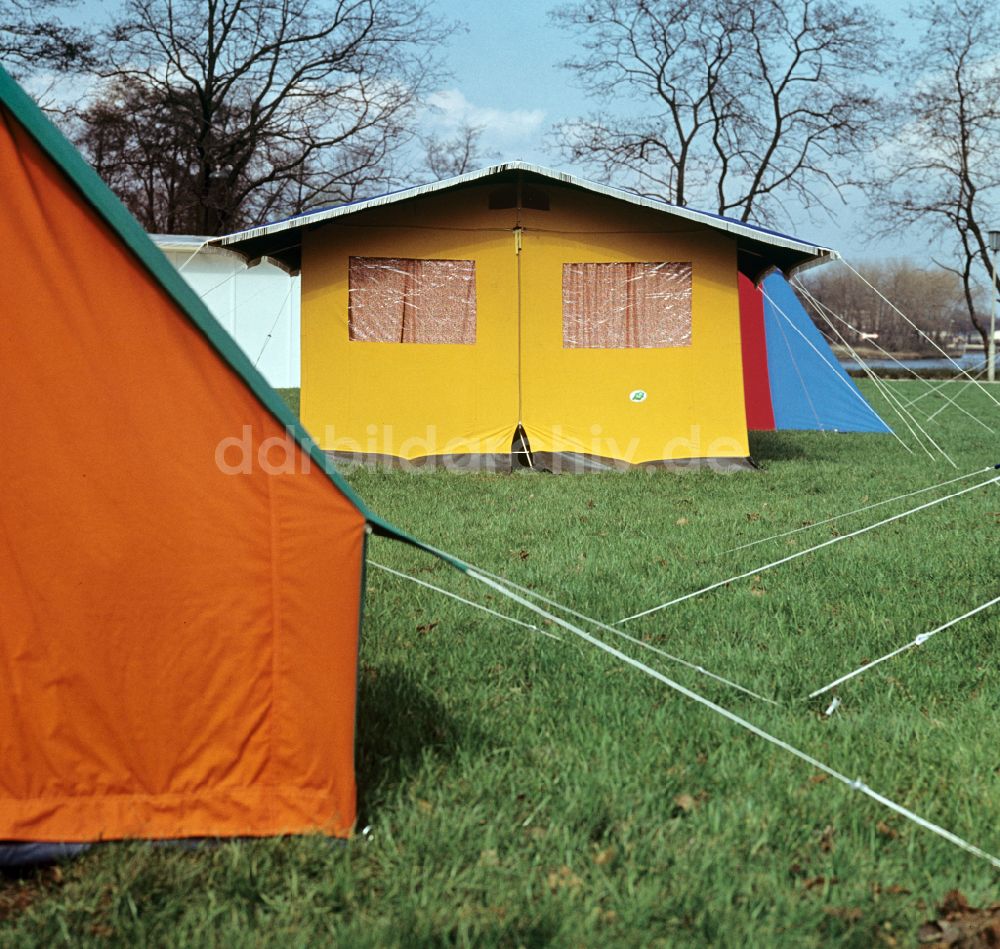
left=152, top=235, right=300, bottom=388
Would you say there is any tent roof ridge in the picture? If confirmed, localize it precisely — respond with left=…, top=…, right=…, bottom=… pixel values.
left=214, top=161, right=836, bottom=267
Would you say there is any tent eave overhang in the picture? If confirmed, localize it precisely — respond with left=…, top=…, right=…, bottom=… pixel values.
left=211, top=161, right=836, bottom=279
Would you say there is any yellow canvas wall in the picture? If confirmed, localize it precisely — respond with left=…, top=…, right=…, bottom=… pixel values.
left=302, top=185, right=519, bottom=459
left=301, top=180, right=749, bottom=464
left=519, top=186, right=748, bottom=463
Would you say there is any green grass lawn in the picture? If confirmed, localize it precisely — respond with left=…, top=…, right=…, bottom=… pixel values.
left=3, top=380, right=998, bottom=946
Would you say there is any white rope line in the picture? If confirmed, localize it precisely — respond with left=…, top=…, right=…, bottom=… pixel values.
left=809, top=594, right=1000, bottom=699
left=725, top=465, right=996, bottom=554
left=761, top=287, right=907, bottom=448
left=196, top=267, right=245, bottom=301
left=795, top=282, right=996, bottom=436
left=769, top=295, right=826, bottom=431
left=818, top=312, right=969, bottom=465
left=367, top=560, right=561, bottom=641
left=796, top=283, right=930, bottom=444
left=185, top=264, right=297, bottom=375
left=768, top=288, right=934, bottom=460
left=165, top=241, right=285, bottom=331
left=802, top=294, right=948, bottom=461
left=812, top=305, right=933, bottom=459
left=468, top=570, right=1000, bottom=871
left=254, top=281, right=294, bottom=368
left=870, top=381, right=947, bottom=462
left=839, top=258, right=1000, bottom=410
left=762, top=286, right=928, bottom=459
left=466, top=564, right=778, bottom=704
left=175, top=237, right=213, bottom=273
left=813, top=310, right=994, bottom=435
left=897, top=361, right=987, bottom=411
left=922, top=361, right=988, bottom=403
left=816, top=313, right=917, bottom=429
left=617, top=473, right=1000, bottom=624
left=764, top=283, right=881, bottom=406
left=925, top=365, right=990, bottom=423
left=867, top=353, right=988, bottom=410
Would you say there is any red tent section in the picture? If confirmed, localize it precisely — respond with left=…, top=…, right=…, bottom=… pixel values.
left=739, top=272, right=890, bottom=434
left=739, top=274, right=777, bottom=431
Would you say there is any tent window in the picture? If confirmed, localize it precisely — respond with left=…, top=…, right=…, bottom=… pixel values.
left=349, top=257, right=477, bottom=344
left=562, top=261, right=693, bottom=349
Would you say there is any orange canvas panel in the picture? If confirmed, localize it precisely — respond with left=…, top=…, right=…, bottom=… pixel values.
left=0, top=105, right=367, bottom=842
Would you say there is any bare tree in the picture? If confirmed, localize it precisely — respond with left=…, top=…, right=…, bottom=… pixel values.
left=551, top=0, right=889, bottom=224
left=80, top=77, right=206, bottom=234
left=0, top=0, right=94, bottom=80
left=874, top=0, right=1000, bottom=363
left=74, top=0, right=451, bottom=235
left=799, top=260, right=973, bottom=354
left=422, top=122, right=487, bottom=180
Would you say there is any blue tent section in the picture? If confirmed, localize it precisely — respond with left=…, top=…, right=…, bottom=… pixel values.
left=761, top=273, right=891, bottom=433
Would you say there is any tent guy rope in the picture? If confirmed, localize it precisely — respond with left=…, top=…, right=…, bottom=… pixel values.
left=896, top=361, right=987, bottom=410
left=767, top=297, right=827, bottom=432
left=802, top=293, right=955, bottom=461
left=812, top=313, right=930, bottom=451
left=808, top=593, right=1000, bottom=699
left=763, top=285, right=954, bottom=465
left=466, top=570, right=1000, bottom=871
left=762, top=284, right=896, bottom=430
left=375, top=533, right=776, bottom=704
left=838, top=258, right=1000, bottom=410
left=195, top=265, right=246, bottom=302
left=925, top=366, right=990, bottom=423
left=724, top=465, right=997, bottom=554
left=175, top=236, right=212, bottom=273
left=367, top=560, right=561, bottom=641
left=793, top=280, right=996, bottom=436
left=617, top=471, right=1000, bottom=625
left=465, top=563, right=778, bottom=704
left=253, top=281, right=294, bottom=368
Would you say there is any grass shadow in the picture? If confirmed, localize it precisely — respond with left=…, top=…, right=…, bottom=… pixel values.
left=355, top=664, right=479, bottom=820
left=748, top=430, right=811, bottom=463
left=0, top=863, right=65, bottom=925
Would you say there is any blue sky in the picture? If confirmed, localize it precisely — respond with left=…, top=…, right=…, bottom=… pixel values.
left=70, top=0, right=921, bottom=259
left=424, top=0, right=921, bottom=260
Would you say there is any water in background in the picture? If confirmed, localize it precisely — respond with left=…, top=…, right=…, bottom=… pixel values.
left=839, top=352, right=987, bottom=371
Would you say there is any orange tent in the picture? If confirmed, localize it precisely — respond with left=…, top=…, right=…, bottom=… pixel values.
left=0, top=67, right=438, bottom=847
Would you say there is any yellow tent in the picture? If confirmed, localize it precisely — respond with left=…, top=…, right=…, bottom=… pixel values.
left=219, top=164, right=832, bottom=471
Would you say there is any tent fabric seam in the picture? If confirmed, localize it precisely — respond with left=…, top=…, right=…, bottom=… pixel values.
left=0, top=784, right=340, bottom=807
left=266, top=471, right=281, bottom=808
left=770, top=295, right=824, bottom=430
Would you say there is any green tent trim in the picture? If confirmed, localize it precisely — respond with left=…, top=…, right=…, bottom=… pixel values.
left=0, top=66, right=466, bottom=571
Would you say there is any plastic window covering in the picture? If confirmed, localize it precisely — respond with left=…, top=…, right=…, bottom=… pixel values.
left=562, top=261, right=692, bottom=349
left=349, top=256, right=476, bottom=344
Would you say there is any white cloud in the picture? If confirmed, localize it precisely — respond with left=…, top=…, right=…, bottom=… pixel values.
left=424, top=88, right=546, bottom=145
left=19, top=69, right=101, bottom=114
